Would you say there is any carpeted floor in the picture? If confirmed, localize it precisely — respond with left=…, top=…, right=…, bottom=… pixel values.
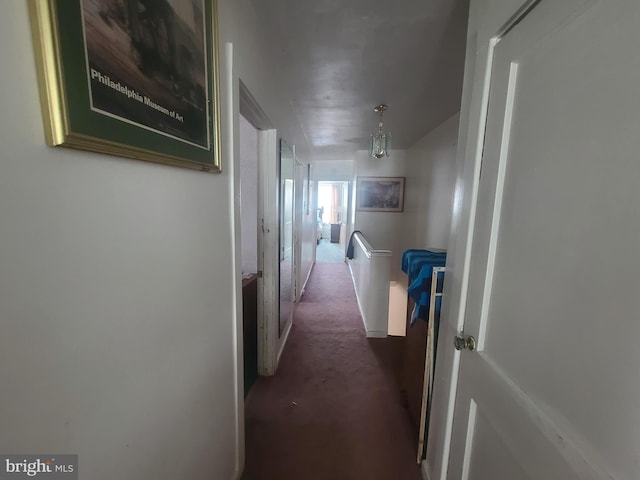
left=242, top=263, right=422, bottom=480
left=316, top=238, right=346, bottom=263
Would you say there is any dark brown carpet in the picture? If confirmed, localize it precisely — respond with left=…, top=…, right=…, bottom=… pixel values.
left=242, top=263, right=422, bottom=480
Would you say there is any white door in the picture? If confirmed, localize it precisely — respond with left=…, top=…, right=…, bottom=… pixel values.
left=448, top=1, right=640, bottom=479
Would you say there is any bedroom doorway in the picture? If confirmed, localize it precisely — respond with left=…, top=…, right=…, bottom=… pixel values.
left=238, top=79, right=280, bottom=380
left=316, top=181, right=350, bottom=263
left=238, top=112, right=260, bottom=396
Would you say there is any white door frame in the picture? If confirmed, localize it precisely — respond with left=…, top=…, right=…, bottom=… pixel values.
left=293, top=154, right=305, bottom=302
left=238, top=81, right=280, bottom=376
left=257, top=129, right=279, bottom=375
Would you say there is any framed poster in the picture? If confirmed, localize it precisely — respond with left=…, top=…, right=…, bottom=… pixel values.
left=29, top=0, right=221, bottom=172
left=356, top=176, right=405, bottom=212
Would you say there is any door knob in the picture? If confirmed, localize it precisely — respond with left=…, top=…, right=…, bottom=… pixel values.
left=454, top=334, right=476, bottom=351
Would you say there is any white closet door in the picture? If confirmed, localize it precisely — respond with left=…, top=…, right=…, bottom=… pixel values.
left=448, top=1, right=640, bottom=479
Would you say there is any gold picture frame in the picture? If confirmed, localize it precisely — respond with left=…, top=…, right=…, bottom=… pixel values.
left=28, top=0, right=221, bottom=172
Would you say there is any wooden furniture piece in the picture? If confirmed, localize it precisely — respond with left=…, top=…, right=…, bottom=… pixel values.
left=242, top=274, right=258, bottom=396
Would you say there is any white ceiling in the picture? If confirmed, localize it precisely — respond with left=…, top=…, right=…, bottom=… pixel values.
left=249, top=0, right=469, bottom=161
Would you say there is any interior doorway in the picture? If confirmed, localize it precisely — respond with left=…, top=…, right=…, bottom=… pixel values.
left=238, top=113, right=260, bottom=396
left=237, top=79, right=281, bottom=383
left=316, top=181, right=350, bottom=263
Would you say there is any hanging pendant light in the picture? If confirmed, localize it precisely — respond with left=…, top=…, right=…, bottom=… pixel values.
left=369, top=104, right=391, bottom=158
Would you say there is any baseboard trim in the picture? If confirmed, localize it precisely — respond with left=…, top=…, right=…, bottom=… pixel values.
left=244, top=378, right=259, bottom=408
left=277, top=318, right=293, bottom=365
left=366, top=330, right=387, bottom=338
left=234, top=464, right=243, bottom=480
left=300, top=261, right=314, bottom=299
left=421, top=460, right=432, bottom=480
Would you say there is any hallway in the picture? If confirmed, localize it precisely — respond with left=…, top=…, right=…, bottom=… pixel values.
left=315, top=238, right=346, bottom=263
left=243, top=263, right=421, bottom=480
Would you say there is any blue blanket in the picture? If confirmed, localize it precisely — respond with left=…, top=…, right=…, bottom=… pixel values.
left=401, top=250, right=447, bottom=324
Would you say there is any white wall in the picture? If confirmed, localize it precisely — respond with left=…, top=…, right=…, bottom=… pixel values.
left=353, top=150, right=408, bottom=281
left=405, top=113, right=460, bottom=249
left=239, top=115, right=258, bottom=274
left=0, top=1, right=306, bottom=479
left=0, top=3, right=236, bottom=479
left=313, top=159, right=354, bottom=182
